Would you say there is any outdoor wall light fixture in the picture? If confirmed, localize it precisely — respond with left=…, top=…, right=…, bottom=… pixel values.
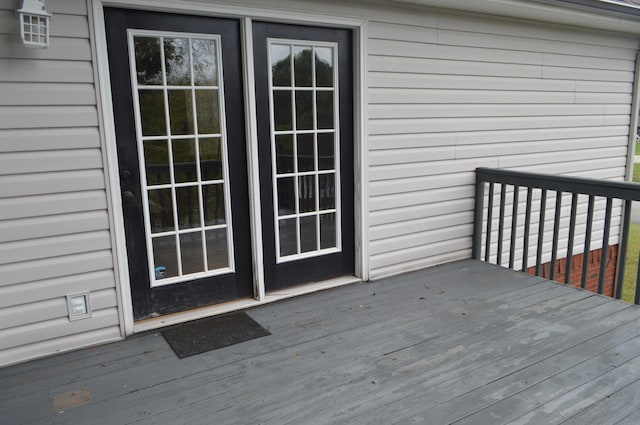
left=16, top=0, right=51, bottom=48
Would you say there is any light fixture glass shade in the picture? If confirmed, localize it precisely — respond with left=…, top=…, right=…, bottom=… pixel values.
left=17, top=0, right=50, bottom=48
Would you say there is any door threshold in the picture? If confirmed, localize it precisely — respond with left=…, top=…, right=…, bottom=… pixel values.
left=133, top=275, right=361, bottom=333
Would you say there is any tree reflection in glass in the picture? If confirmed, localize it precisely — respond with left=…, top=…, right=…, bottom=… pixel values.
left=134, top=37, right=162, bottom=85
left=165, top=38, right=191, bottom=85
left=269, top=42, right=338, bottom=258
left=192, top=39, right=217, bottom=86
left=133, top=33, right=233, bottom=278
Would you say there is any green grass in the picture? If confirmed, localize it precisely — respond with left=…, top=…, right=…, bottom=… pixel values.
left=626, top=146, right=640, bottom=301
left=622, top=223, right=640, bottom=303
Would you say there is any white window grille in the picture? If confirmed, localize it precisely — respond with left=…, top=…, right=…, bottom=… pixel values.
left=17, top=0, right=51, bottom=48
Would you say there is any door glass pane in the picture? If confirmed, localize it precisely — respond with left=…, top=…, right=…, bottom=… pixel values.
left=152, top=235, right=179, bottom=279
left=131, top=32, right=233, bottom=284
left=273, top=91, right=293, bottom=131
left=138, top=90, right=166, bottom=136
left=134, top=37, right=162, bottom=85
left=165, top=38, right=191, bottom=85
left=180, top=231, right=204, bottom=274
left=317, top=133, right=334, bottom=170
left=168, top=90, right=195, bottom=135
left=176, top=186, right=201, bottom=229
left=275, top=134, right=294, bottom=174
left=316, top=91, right=334, bottom=129
left=320, top=213, right=336, bottom=249
left=269, top=40, right=340, bottom=261
left=202, top=184, right=226, bottom=225
left=279, top=218, right=297, bottom=256
left=297, top=134, right=314, bottom=172
left=199, top=138, right=222, bottom=181
left=319, top=174, right=335, bottom=210
left=295, top=91, right=313, bottom=130
left=277, top=177, right=295, bottom=216
left=271, top=44, right=291, bottom=87
left=300, top=216, right=317, bottom=253
left=192, top=39, right=217, bottom=86
left=206, top=229, right=229, bottom=269
left=195, top=90, right=220, bottom=134
left=172, top=139, right=197, bottom=183
left=294, top=46, right=312, bottom=87
left=315, top=47, right=333, bottom=87
left=148, top=189, right=174, bottom=233
left=144, top=140, right=170, bottom=185
left=298, top=175, right=316, bottom=213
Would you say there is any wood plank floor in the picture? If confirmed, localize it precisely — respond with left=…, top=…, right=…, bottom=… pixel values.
left=3, top=259, right=640, bottom=424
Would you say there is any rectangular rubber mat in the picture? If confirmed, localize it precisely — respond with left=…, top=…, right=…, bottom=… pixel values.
left=162, top=311, right=271, bottom=359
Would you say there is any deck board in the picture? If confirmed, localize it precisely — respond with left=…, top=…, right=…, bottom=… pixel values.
left=2, top=259, right=640, bottom=424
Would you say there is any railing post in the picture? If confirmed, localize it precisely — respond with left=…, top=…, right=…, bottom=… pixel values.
left=522, top=187, right=533, bottom=272
left=509, top=185, right=519, bottom=269
left=581, top=195, right=595, bottom=289
left=597, top=198, right=612, bottom=295
left=472, top=171, right=485, bottom=260
left=615, top=200, right=632, bottom=299
left=550, top=191, right=562, bottom=281
left=536, top=189, right=547, bottom=276
left=485, top=182, right=495, bottom=262
left=498, top=185, right=507, bottom=266
left=566, top=193, right=578, bottom=285
left=635, top=255, right=640, bottom=305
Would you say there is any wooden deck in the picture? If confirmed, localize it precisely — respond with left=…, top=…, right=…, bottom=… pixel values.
left=4, top=259, right=640, bottom=424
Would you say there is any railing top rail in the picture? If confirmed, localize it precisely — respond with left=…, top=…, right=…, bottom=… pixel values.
left=476, top=167, right=640, bottom=201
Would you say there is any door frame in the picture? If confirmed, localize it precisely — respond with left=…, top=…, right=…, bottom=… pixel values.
left=91, top=0, right=368, bottom=335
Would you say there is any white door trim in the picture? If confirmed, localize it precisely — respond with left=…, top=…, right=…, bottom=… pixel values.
left=91, top=1, right=135, bottom=335
left=240, top=16, right=266, bottom=302
left=91, top=0, right=368, bottom=334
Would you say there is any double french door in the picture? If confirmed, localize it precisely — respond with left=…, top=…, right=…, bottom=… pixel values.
left=105, top=9, right=354, bottom=320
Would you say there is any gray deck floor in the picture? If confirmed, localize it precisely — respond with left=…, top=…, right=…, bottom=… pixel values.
left=4, top=259, right=640, bottom=424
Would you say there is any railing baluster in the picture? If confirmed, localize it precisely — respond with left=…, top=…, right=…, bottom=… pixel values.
left=581, top=195, right=595, bottom=289
left=522, top=187, right=533, bottom=272
left=536, top=189, right=547, bottom=276
left=550, top=191, right=562, bottom=281
left=485, top=182, right=495, bottom=262
left=509, top=185, right=519, bottom=269
left=635, top=255, right=640, bottom=305
left=566, top=193, right=578, bottom=285
left=497, top=184, right=507, bottom=266
left=615, top=200, right=632, bottom=300
left=473, top=178, right=486, bottom=260
left=597, top=197, right=612, bottom=294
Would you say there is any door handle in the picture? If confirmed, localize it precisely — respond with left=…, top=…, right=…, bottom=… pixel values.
left=123, top=191, right=135, bottom=203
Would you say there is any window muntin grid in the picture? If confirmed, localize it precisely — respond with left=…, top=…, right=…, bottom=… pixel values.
left=127, top=30, right=234, bottom=287
left=20, top=14, right=49, bottom=47
left=268, top=39, right=341, bottom=263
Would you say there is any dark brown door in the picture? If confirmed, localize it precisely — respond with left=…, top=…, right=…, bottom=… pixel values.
left=105, top=8, right=253, bottom=320
left=253, top=22, right=355, bottom=291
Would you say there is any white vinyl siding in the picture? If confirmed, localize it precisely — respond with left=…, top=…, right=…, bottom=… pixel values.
left=366, top=9, right=639, bottom=279
left=1, top=0, right=639, bottom=365
left=0, top=0, right=120, bottom=367
left=218, top=0, right=638, bottom=280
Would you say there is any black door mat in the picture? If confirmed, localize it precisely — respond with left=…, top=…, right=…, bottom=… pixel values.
left=162, top=311, right=271, bottom=359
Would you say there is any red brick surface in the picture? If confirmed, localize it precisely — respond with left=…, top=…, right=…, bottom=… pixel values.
left=527, top=245, right=618, bottom=297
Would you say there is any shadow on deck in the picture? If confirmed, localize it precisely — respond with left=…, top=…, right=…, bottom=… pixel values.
left=3, top=259, right=640, bottom=424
